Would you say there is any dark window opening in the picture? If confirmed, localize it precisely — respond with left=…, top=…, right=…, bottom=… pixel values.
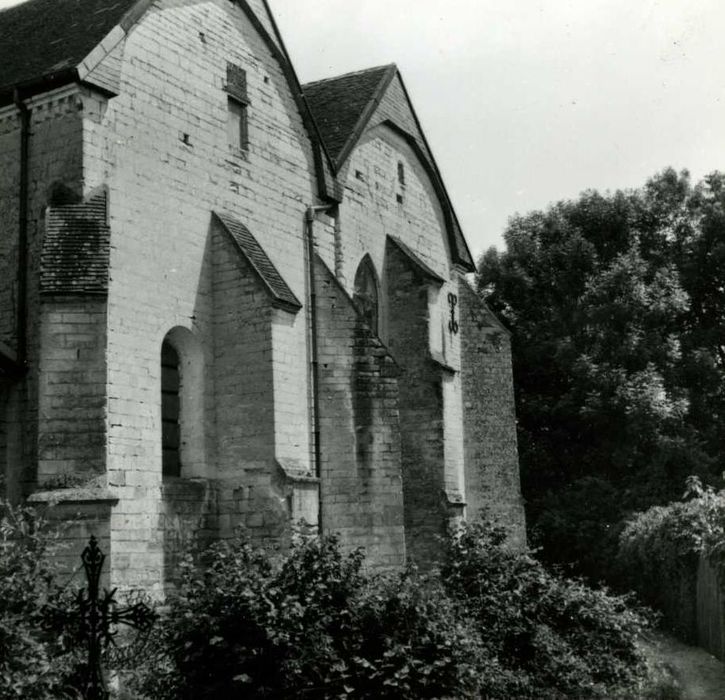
left=161, top=340, right=181, bottom=478
left=397, top=161, right=405, bottom=186
left=353, top=256, right=380, bottom=334
left=225, top=62, right=249, bottom=152
left=227, top=98, right=248, bottom=151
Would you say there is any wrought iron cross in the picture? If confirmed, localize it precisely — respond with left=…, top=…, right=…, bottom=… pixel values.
left=46, top=536, right=157, bottom=700
left=448, top=292, right=459, bottom=335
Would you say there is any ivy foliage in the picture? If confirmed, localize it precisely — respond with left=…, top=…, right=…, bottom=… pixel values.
left=617, top=477, right=725, bottom=639
left=131, top=521, right=663, bottom=700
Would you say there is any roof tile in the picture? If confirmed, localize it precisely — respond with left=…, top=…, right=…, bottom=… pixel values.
left=40, top=188, right=110, bottom=296
left=213, top=212, right=302, bottom=312
left=0, top=0, right=138, bottom=98
left=302, top=65, right=392, bottom=166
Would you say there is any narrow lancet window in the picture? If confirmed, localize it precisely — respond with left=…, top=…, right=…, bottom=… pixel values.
left=161, top=340, right=181, bottom=477
left=353, top=256, right=380, bottom=334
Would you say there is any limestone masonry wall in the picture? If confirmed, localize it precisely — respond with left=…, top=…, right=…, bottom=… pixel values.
left=0, top=88, right=86, bottom=498
left=315, top=255, right=406, bottom=568
left=460, top=282, right=526, bottom=546
left=37, top=299, right=107, bottom=484
left=385, top=242, right=458, bottom=566
left=89, top=0, right=319, bottom=588
left=0, top=0, right=526, bottom=590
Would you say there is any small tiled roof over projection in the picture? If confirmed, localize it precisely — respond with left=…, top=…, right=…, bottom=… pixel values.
left=40, top=188, right=111, bottom=296
left=302, top=65, right=394, bottom=167
left=387, top=236, right=445, bottom=284
left=0, top=0, right=140, bottom=100
left=213, top=212, right=302, bottom=312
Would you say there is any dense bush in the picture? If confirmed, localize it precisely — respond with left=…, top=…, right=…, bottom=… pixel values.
left=133, top=535, right=485, bottom=699
left=441, top=520, right=653, bottom=699
left=0, top=500, right=79, bottom=699
left=617, top=477, right=725, bottom=639
left=132, top=521, right=662, bottom=699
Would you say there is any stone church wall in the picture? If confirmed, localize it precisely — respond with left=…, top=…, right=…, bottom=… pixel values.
left=314, top=254, right=406, bottom=568
left=0, top=0, right=526, bottom=589
left=385, top=241, right=455, bottom=565
left=0, top=88, right=87, bottom=497
left=78, top=0, right=320, bottom=589
left=459, top=282, right=526, bottom=546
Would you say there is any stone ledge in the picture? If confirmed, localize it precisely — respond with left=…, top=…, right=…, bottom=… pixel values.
left=276, top=458, right=319, bottom=484
left=28, top=487, right=118, bottom=505
left=443, top=488, right=466, bottom=508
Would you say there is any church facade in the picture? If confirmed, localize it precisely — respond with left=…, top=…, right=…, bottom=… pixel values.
left=0, top=0, right=525, bottom=592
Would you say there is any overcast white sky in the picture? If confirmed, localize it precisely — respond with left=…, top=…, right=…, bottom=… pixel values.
left=2, top=0, right=724, bottom=259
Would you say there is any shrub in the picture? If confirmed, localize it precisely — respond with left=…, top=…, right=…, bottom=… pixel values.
left=0, top=499, right=79, bottom=699
left=134, top=523, right=665, bottom=700
left=440, top=519, right=653, bottom=699
left=134, top=535, right=485, bottom=699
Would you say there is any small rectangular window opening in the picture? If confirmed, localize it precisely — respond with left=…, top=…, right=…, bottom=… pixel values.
left=227, top=98, right=248, bottom=151
left=397, top=161, right=406, bottom=186
left=225, top=62, right=250, bottom=152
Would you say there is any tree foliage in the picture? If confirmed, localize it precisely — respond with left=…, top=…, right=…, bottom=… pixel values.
left=476, top=168, right=725, bottom=579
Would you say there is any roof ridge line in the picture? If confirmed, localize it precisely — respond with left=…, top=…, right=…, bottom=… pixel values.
left=330, top=64, right=397, bottom=171
left=302, top=63, right=396, bottom=88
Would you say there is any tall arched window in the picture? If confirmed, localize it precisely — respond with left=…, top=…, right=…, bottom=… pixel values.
left=161, top=339, right=181, bottom=477
left=353, top=256, right=380, bottom=334
left=160, top=327, right=205, bottom=479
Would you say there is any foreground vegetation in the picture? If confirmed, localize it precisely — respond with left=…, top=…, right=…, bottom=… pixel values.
left=617, top=477, right=725, bottom=640
left=128, top=521, right=670, bottom=700
left=2, top=501, right=684, bottom=699
left=0, top=501, right=79, bottom=699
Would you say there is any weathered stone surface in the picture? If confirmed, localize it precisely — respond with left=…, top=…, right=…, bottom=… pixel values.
left=0, top=0, right=525, bottom=592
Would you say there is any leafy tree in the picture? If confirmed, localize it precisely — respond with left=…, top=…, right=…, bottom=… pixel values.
left=477, top=168, right=723, bottom=580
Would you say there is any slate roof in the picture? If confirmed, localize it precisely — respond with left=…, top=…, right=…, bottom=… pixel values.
left=387, top=236, right=445, bottom=284
left=302, top=65, right=394, bottom=167
left=40, top=188, right=111, bottom=296
left=213, top=213, right=302, bottom=312
left=0, top=0, right=139, bottom=100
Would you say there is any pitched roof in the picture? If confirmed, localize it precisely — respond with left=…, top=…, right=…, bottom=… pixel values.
left=304, top=66, right=475, bottom=272
left=302, top=65, right=394, bottom=168
left=213, top=212, right=302, bottom=312
left=0, top=0, right=140, bottom=100
left=0, top=0, right=341, bottom=200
